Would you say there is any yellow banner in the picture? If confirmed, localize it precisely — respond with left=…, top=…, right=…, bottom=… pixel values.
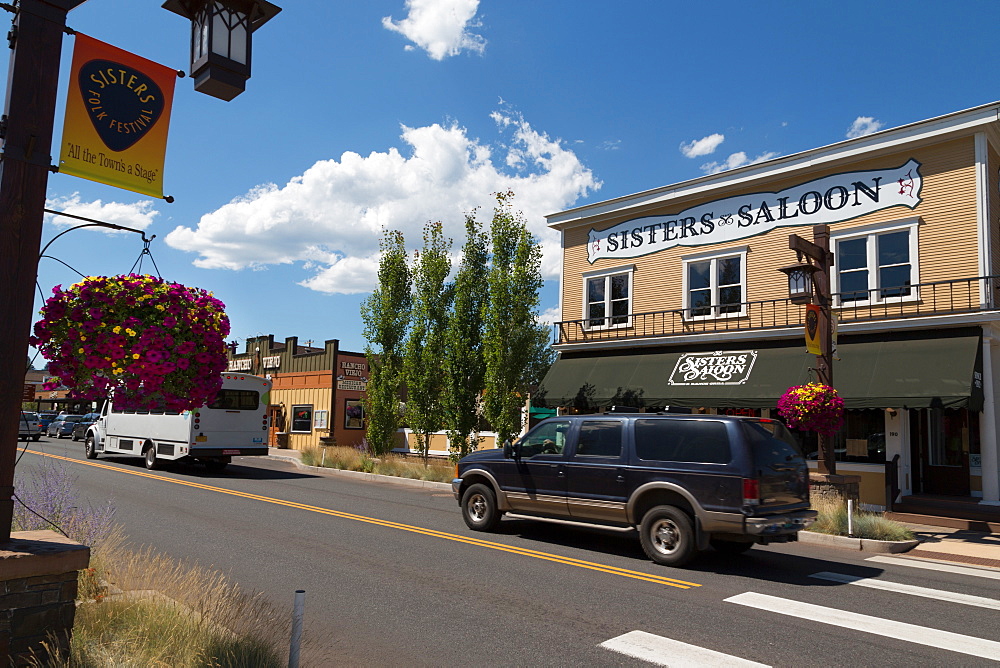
left=805, top=304, right=822, bottom=355
left=59, top=34, right=176, bottom=198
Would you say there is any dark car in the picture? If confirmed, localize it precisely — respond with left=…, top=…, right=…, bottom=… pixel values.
left=452, top=413, right=816, bottom=568
left=46, top=414, right=86, bottom=438
left=37, top=412, right=59, bottom=429
left=71, top=413, right=101, bottom=441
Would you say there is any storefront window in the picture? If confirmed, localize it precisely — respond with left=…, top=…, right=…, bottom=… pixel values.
left=797, top=409, right=886, bottom=464
left=345, top=399, right=364, bottom=429
left=290, top=405, right=313, bottom=433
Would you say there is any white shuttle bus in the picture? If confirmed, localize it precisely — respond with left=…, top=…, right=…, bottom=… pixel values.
left=84, top=373, right=272, bottom=472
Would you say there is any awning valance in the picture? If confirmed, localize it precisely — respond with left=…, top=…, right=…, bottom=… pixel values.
left=537, top=329, right=983, bottom=411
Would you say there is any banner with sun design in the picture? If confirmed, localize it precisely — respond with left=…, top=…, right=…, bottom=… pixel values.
left=59, top=34, right=177, bottom=199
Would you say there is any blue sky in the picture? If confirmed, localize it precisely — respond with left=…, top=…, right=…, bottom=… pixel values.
left=14, top=0, right=1000, bottom=357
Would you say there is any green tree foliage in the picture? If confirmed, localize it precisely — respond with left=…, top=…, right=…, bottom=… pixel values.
left=443, top=212, right=489, bottom=458
left=403, top=222, right=453, bottom=462
left=361, top=230, right=411, bottom=456
left=482, top=191, right=547, bottom=443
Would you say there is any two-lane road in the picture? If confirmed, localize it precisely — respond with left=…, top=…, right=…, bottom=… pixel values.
left=14, top=438, right=1000, bottom=666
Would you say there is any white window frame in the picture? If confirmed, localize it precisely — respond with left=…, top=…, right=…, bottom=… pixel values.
left=681, top=246, right=748, bottom=320
left=831, top=218, right=920, bottom=307
left=582, top=265, right=634, bottom=330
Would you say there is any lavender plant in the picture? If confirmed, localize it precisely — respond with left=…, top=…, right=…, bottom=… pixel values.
left=13, top=462, right=116, bottom=548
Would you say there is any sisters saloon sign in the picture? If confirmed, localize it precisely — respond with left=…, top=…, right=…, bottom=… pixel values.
left=587, top=160, right=922, bottom=263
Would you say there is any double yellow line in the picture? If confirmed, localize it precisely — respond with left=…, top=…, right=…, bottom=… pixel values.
left=27, top=449, right=702, bottom=590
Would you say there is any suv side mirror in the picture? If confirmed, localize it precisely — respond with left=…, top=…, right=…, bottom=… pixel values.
left=503, top=439, right=520, bottom=459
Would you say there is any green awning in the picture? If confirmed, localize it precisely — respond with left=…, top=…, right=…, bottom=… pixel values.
left=537, top=329, right=983, bottom=411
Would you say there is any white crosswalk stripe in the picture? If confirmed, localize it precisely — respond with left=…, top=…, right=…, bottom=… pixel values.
left=725, top=591, right=1000, bottom=661
left=600, top=630, right=770, bottom=667
left=809, top=571, right=1000, bottom=610
left=867, top=554, right=1000, bottom=580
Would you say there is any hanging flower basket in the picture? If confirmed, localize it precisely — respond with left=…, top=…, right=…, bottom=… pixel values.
left=777, top=382, right=845, bottom=436
left=29, top=274, right=231, bottom=411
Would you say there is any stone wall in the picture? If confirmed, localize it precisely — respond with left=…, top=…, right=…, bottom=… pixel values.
left=1, top=530, right=90, bottom=666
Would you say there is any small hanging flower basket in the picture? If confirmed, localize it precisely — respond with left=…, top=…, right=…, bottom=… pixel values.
left=30, top=274, right=231, bottom=412
left=777, top=382, right=845, bottom=436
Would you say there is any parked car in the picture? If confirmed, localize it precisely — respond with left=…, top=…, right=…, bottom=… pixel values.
left=46, top=414, right=86, bottom=438
left=18, top=411, right=43, bottom=441
left=452, top=412, right=817, bottom=568
left=71, top=413, right=102, bottom=441
left=37, top=412, right=59, bottom=429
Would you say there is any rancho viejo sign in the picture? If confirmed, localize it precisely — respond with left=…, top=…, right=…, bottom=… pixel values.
left=588, top=160, right=921, bottom=263
left=669, top=351, right=758, bottom=386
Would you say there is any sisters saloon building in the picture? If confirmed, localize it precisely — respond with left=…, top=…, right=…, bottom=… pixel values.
left=540, top=101, right=1000, bottom=519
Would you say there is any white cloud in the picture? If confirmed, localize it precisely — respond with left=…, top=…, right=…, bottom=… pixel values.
left=679, top=133, right=725, bottom=158
left=537, top=305, right=561, bottom=326
left=165, top=110, right=601, bottom=294
left=598, top=139, right=621, bottom=151
left=846, top=116, right=883, bottom=139
left=44, top=193, right=158, bottom=231
left=700, top=151, right=778, bottom=175
left=383, top=0, right=486, bottom=60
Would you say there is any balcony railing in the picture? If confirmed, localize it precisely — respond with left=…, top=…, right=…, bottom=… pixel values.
left=555, top=275, right=1000, bottom=345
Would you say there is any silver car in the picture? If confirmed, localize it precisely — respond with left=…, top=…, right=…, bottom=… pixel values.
left=46, top=414, right=85, bottom=438
left=19, top=411, right=43, bottom=441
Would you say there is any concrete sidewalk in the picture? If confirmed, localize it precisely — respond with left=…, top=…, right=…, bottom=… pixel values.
left=265, top=447, right=1000, bottom=569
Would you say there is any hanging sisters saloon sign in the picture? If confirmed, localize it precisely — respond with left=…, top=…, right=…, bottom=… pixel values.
left=587, top=160, right=922, bottom=263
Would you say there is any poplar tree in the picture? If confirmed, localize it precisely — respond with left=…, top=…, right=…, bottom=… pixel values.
left=482, top=191, right=547, bottom=444
left=361, top=230, right=411, bottom=456
left=443, top=212, right=489, bottom=458
left=403, top=222, right=453, bottom=462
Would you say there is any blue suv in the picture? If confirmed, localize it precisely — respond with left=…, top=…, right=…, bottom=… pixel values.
left=453, top=413, right=817, bottom=567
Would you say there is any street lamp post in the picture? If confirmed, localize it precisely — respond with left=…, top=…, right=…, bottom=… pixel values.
left=781, top=224, right=837, bottom=475
left=0, top=0, right=280, bottom=545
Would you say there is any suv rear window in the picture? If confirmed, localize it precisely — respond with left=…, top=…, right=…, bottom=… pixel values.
left=635, top=419, right=731, bottom=464
left=742, top=420, right=804, bottom=465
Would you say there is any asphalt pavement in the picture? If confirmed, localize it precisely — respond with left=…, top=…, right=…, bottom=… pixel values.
left=267, top=446, right=1000, bottom=570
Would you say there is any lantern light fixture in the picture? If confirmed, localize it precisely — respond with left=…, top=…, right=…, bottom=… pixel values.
left=778, top=262, right=818, bottom=305
left=162, top=0, right=282, bottom=101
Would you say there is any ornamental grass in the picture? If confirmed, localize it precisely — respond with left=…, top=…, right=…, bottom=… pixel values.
left=808, top=495, right=916, bottom=542
left=301, top=445, right=455, bottom=483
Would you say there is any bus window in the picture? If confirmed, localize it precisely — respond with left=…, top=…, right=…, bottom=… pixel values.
left=207, top=389, right=260, bottom=411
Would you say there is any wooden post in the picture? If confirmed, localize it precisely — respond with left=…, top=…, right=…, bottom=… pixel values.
left=0, top=0, right=88, bottom=545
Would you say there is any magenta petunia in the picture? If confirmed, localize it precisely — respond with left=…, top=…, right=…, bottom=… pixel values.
left=31, top=274, right=230, bottom=411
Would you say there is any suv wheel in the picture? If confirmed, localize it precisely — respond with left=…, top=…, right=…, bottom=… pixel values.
left=461, top=483, right=501, bottom=532
left=639, top=505, right=697, bottom=567
left=710, top=538, right=754, bottom=555
left=85, top=435, right=98, bottom=460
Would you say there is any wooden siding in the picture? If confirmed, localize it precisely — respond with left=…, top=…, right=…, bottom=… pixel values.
left=272, top=371, right=333, bottom=451
left=561, top=138, right=979, bottom=322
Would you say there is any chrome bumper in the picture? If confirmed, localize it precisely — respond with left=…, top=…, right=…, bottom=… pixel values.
left=745, top=509, right=818, bottom=535
left=451, top=477, right=463, bottom=500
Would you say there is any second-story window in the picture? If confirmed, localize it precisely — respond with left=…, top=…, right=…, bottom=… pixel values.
left=834, top=220, right=918, bottom=305
left=583, top=266, right=633, bottom=329
left=683, top=248, right=746, bottom=318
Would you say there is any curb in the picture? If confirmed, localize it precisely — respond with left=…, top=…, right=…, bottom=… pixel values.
left=268, top=454, right=453, bottom=492
left=798, top=530, right=919, bottom=553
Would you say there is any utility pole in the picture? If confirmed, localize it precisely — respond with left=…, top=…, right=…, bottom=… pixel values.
left=788, top=224, right=836, bottom=475
left=0, top=0, right=88, bottom=544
